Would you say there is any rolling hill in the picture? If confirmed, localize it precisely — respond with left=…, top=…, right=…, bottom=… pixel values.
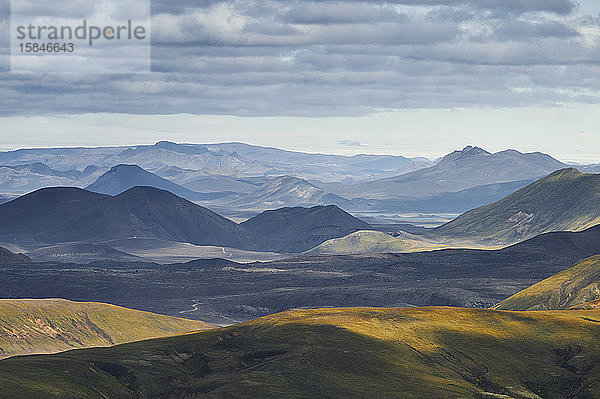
left=1, top=307, right=600, bottom=398
left=435, top=168, right=600, bottom=244
left=305, top=221, right=600, bottom=256
left=0, top=186, right=250, bottom=248
left=0, top=299, right=210, bottom=360
left=241, top=205, right=371, bottom=252
left=494, top=255, right=600, bottom=311
left=337, top=146, right=566, bottom=199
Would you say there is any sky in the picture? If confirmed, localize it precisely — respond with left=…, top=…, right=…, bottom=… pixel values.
left=1, top=0, right=600, bottom=162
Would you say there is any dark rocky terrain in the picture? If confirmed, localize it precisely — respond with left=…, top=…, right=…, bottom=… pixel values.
left=1, top=227, right=595, bottom=324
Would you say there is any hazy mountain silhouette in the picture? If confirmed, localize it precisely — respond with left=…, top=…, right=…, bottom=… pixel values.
left=234, top=175, right=348, bottom=209
left=338, top=146, right=566, bottom=199
left=86, top=164, right=231, bottom=201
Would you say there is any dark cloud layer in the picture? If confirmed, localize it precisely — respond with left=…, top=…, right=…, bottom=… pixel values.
left=1, top=0, right=599, bottom=116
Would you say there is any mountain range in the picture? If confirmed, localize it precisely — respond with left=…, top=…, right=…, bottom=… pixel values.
left=0, top=141, right=428, bottom=185
left=0, top=186, right=249, bottom=248
left=2, top=143, right=595, bottom=218
left=0, top=187, right=369, bottom=254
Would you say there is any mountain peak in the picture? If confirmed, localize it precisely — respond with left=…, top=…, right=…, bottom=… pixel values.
left=441, top=146, right=490, bottom=163
left=547, top=167, right=582, bottom=177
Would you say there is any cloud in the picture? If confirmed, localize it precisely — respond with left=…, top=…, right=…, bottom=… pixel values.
left=0, top=0, right=599, bottom=116
left=337, top=140, right=363, bottom=147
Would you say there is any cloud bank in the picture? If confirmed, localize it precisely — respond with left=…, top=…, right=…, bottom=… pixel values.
left=1, top=0, right=599, bottom=116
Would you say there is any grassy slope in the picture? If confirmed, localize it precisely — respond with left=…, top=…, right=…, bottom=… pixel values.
left=434, top=168, right=600, bottom=244
left=494, top=255, right=600, bottom=311
left=2, top=307, right=600, bottom=398
left=0, top=299, right=211, bottom=359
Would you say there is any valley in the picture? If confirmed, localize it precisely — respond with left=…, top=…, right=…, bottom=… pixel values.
left=0, top=141, right=599, bottom=397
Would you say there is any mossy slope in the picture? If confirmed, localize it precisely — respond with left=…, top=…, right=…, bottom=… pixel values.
left=494, top=255, right=600, bottom=310
left=1, top=307, right=600, bottom=398
left=0, top=299, right=211, bottom=359
left=435, top=168, right=600, bottom=244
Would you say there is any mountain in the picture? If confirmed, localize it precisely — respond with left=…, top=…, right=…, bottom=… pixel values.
left=234, top=175, right=348, bottom=210
left=26, top=243, right=142, bottom=263
left=2, top=307, right=600, bottom=398
left=241, top=205, right=371, bottom=252
left=494, top=255, right=600, bottom=311
left=0, top=186, right=250, bottom=248
left=0, top=162, right=102, bottom=194
left=0, top=246, right=30, bottom=263
left=434, top=168, right=600, bottom=244
left=86, top=164, right=231, bottom=201
left=0, top=299, right=210, bottom=360
left=337, top=146, right=566, bottom=199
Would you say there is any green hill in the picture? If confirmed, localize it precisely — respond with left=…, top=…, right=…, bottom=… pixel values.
left=305, top=230, right=495, bottom=255
left=494, top=255, right=600, bottom=311
left=2, top=307, right=600, bottom=398
left=0, top=299, right=211, bottom=359
left=434, top=168, right=600, bottom=244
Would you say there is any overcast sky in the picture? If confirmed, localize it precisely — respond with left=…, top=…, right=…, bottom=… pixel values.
left=1, top=0, right=600, bottom=162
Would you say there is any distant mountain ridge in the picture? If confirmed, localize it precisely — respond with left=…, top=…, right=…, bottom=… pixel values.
left=435, top=168, right=600, bottom=244
left=0, top=162, right=101, bottom=193
left=0, top=141, right=429, bottom=184
left=336, top=145, right=567, bottom=199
